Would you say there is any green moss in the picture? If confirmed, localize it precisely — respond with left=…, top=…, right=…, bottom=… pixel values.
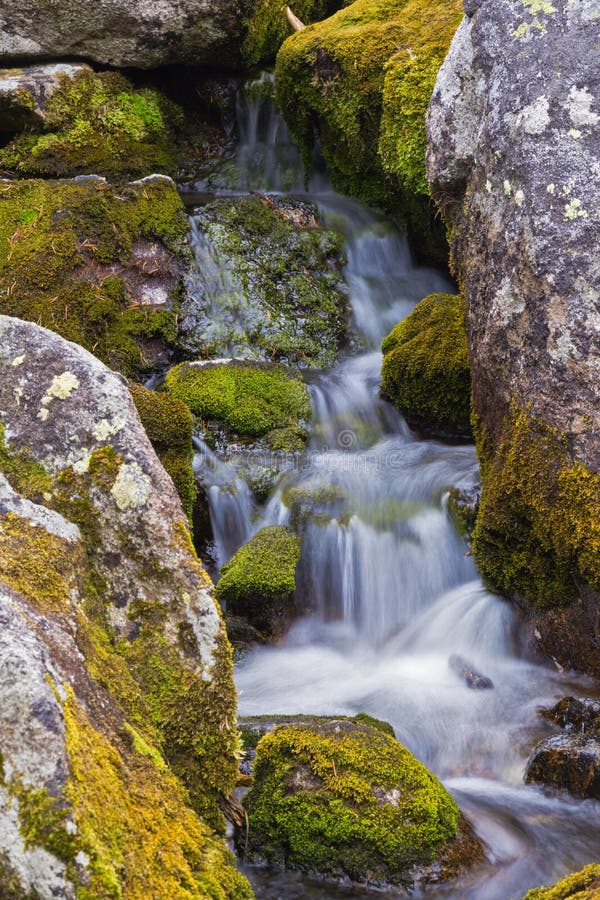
left=353, top=712, right=395, bottom=737
left=12, top=782, right=78, bottom=865
left=0, top=422, right=53, bottom=499
left=380, top=293, right=471, bottom=436
left=130, top=383, right=196, bottom=522
left=165, top=361, right=311, bottom=449
left=0, top=69, right=182, bottom=178
left=242, top=719, right=460, bottom=885
left=242, top=0, right=332, bottom=67
left=274, top=0, right=461, bottom=255
left=216, top=525, right=300, bottom=608
left=0, top=177, right=188, bottom=379
left=472, top=406, right=600, bottom=609
left=523, top=864, right=600, bottom=899
left=187, top=196, right=347, bottom=368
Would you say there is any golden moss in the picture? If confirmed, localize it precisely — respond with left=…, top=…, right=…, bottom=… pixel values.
left=472, top=406, right=600, bottom=607
left=524, top=864, right=600, bottom=899
left=380, top=293, right=471, bottom=436
left=63, top=690, right=253, bottom=899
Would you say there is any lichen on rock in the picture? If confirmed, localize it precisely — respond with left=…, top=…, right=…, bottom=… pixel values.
left=380, top=293, right=471, bottom=438
left=0, top=315, right=252, bottom=897
left=240, top=717, right=482, bottom=888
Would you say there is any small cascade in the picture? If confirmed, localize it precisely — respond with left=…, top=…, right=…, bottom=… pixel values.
left=187, top=77, right=600, bottom=899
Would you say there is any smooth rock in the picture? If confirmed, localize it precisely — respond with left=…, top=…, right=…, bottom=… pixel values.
left=525, top=734, right=600, bottom=799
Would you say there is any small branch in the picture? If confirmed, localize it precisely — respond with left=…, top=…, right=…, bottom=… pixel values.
left=286, top=6, right=306, bottom=31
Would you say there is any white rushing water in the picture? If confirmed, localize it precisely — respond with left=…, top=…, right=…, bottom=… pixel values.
left=190, top=76, right=600, bottom=898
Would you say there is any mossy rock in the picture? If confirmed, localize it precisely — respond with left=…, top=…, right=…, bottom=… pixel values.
left=130, top=383, right=196, bottom=523
left=0, top=69, right=181, bottom=179
left=180, top=195, right=347, bottom=368
left=274, top=0, right=462, bottom=261
left=0, top=176, right=189, bottom=379
left=241, top=718, right=482, bottom=888
left=524, top=864, right=600, bottom=899
left=165, top=360, right=312, bottom=452
left=242, top=0, right=334, bottom=68
left=472, top=405, right=600, bottom=610
left=215, top=525, right=300, bottom=638
left=380, top=293, right=471, bottom=437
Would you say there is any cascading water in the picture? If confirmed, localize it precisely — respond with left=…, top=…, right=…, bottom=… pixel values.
left=190, top=78, right=600, bottom=898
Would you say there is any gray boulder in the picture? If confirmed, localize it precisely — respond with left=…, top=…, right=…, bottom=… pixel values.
left=426, top=0, right=600, bottom=669
left=0, top=316, right=250, bottom=898
left=0, top=0, right=253, bottom=69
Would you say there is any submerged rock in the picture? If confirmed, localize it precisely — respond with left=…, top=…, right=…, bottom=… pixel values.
left=165, top=358, right=312, bottom=453
left=239, top=717, right=483, bottom=889
left=0, top=316, right=251, bottom=896
left=426, top=0, right=600, bottom=672
left=0, top=175, right=188, bottom=379
left=179, top=194, right=348, bottom=368
left=449, top=654, right=493, bottom=690
left=216, top=526, right=301, bottom=640
left=381, top=293, right=471, bottom=438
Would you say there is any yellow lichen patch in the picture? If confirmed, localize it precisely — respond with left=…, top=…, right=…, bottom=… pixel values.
left=0, top=513, right=86, bottom=613
left=63, top=690, right=253, bottom=899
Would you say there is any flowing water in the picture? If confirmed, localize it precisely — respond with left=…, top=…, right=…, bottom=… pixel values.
left=188, top=75, right=600, bottom=898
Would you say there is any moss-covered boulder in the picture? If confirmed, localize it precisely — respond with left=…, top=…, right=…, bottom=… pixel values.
left=180, top=195, right=347, bottom=368
left=0, top=175, right=189, bottom=379
left=165, top=359, right=312, bottom=453
left=242, top=0, right=336, bottom=68
left=241, top=718, right=482, bottom=888
left=0, top=63, right=92, bottom=133
left=216, top=526, right=300, bottom=639
left=130, top=383, right=197, bottom=523
left=275, top=0, right=462, bottom=260
left=524, top=864, right=600, bottom=900
left=380, top=293, right=471, bottom=437
left=0, top=69, right=182, bottom=179
left=0, top=315, right=252, bottom=897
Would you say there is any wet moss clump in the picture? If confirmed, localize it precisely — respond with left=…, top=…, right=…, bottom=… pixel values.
left=524, top=864, right=600, bottom=899
left=216, top=526, right=300, bottom=637
left=275, top=0, right=462, bottom=258
left=242, top=718, right=469, bottom=887
left=380, top=293, right=471, bottom=437
left=130, top=383, right=196, bottom=522
left=243, top=0, right=333, bottom=68
left=0, top=69, right=182, bottom=178
left=472, top=405, right=600, bottom=609
left=165, top=360, right=312, bottom=452
left=0, top=177, right=188, bottom=379
left=182, top=195, right=347, bottom=368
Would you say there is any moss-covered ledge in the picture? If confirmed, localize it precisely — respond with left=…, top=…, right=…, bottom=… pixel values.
left=275, top=0, right=462, bottom=261
left=523, top=864, right=600, bottom=900
left=380, top=293, right=471, bottom=438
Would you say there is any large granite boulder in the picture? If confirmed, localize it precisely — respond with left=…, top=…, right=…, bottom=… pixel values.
left=0, top=316, right=252, bottom=897
left=426, top=0, right=600, bottom=673
left=0, top=0, right=255, bottom=69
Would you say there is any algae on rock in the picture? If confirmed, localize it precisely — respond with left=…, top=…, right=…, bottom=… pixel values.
left=241, top=717, right=482, bottom=888
left=381, top=293, right=471, bottom=437
left=0, top=176, right=189, bottom=379
left=180, top=195, right=347, bottom=368
left=165, top=359, right=312, bottom=453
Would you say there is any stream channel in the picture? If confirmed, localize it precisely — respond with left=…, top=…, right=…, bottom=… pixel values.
left=184, top=74, right=600, bottom=899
